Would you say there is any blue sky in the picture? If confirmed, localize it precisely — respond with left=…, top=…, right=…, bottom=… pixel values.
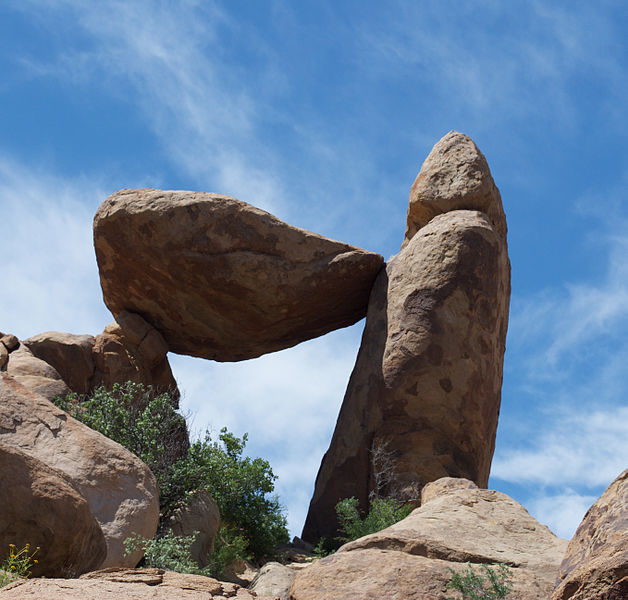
left=1, top=1, right=627, bottom=540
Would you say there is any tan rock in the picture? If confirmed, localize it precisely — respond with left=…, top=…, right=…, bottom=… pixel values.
left=292, top=480, right=567, bottom=600
left=403, top=130, right=507, bottom=246
left=164, top=490, right=220, bottom=568
left=93, top=189, right=384, bottom=361
left=552, top=468, right=628, bottom=600
left=0, top=567, right=277, bottom=599
left=0, top=373, right=159, bottom=568
left=5, top=344, right=71, bottom=401
left=0, top=334, right=18, bottom=351
left=249, top=561, right=296, bottom=600
left=0, top=442, right=106, bottom=577
left=420, top=476, right=479, bottom=504
left=23, top=332, right=95, bottom=394
left=303, top=210, right=510, bottom=541
left=0, top=343, right=7, bottom=370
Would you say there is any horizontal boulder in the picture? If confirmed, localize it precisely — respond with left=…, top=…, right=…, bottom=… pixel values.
left=93, top=189, right=384, bottom=361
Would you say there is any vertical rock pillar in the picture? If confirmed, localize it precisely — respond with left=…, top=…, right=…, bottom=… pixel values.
left=303, top=132, right=511, bottom=541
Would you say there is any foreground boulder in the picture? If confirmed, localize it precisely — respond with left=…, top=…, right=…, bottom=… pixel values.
left=93, top=189, right=384, bottom=361
left=0, top=568, right=277, bottom=599
left=0, top=442, right=106, bottom=577
left=0, top=373, right=159, bottom=567
left=292, top=479, right=567, bottom=600
left=552, top=468, right=628, bottom=600
left=403, top=130, right=507, bottom=246
left=303, top=208, right=510, bottom=540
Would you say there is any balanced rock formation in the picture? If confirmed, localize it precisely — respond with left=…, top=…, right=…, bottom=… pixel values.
left=22, top=310, right=178, bottom=400
left=0, top=568, right=277, bottom=599
left=552, top=468, right=628, bottom=600
left=403, top=130, right=507, bottom=246
left=0, top=373, right=159, bottom=568
left=93, top=189, right=384, bottom=361
left=0, top=442, right=106, bottom=577
left=292, top=479, right=567, bottom=600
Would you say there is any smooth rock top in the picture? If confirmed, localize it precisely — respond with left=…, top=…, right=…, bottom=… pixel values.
left=94, top=189, right=384, bottom=361
left=552, top=468, right=628, bottom=600
left=403, top=131, right=507, bottom=246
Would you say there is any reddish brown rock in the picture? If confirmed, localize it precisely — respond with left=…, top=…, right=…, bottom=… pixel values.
left=0, top=442, right=106, bottom=577
left=0, top=568, right=278, bottom=599
left=93, top=189, right=384, bottom=361
left=292, top=480, right=567, bottom=600
left=403, top=130, right=507, bottom=246
left=552, top=468, right=628, bottom=600
left=23, top=311, right=178, bottom=400
left=0, top=373, right=159, bottom=568
left=303, top=209, right=510, bottom=541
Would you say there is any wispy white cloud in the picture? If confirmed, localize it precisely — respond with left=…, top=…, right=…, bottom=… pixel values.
left=528, top=490, right=599, bottom=540
left=0, top=156, right=110, bottom=338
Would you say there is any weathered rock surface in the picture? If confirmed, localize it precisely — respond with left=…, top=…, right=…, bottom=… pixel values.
left=303, top=209, right=510, bottom=541
left=163, top=490, right=221, bottom=568
left=93, top=189, right=384, bottom=361
left=0, top=568, right=278, bottom=599
left=23, top=311, right=178, bottom=400
left=5, top=344, right=71, bottom=401
left=292, top=479, right=567, bottom=600
left=403, top=130, right=507, bottom=246
left=552, top=468, right=628, bottom=600
left=0, top=442, right=106, bottom=577
left=0, top=373, right=159, bottom=568
left=249, top=562, right=296, bottom=600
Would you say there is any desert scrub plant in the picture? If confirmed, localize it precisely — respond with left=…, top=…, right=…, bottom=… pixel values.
left=0, top=544, right=39, bottom=588
left=55, top=383, right=289, bottom=565
left=124, top=531, right=199, bottom=574
left=446, top=563, right=513, bottom=600
left=335, top=496, right=412, bottom=543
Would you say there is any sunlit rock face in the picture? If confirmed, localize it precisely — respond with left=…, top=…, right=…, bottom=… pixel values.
left=552, top=468, right=628, bottom=600
left=303, top=132, right=510, bottom=542
left=93, top=188, right=384, bottom=362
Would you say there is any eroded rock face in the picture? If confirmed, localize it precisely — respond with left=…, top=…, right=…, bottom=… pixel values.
left=403, top=130, right=507, bottom=246
left=292, top=480, right=567, bottom=600
left=303, top=209, right=510, bottom=541
left=552, top=468, right=628, bottom=600
left=0, top=373, right=159, bottom=568
left=249, top=562, right=296, bottom=600
left=0, top=568, right=277, bottom=599
left=23, top=311, right=178, bottom=401
left=93, top=189, right=384, bottom=361
left=0, top=442, right=106, bottom=577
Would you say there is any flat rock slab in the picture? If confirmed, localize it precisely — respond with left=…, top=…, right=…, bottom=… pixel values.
left=94, top=189, right=384, bottom=361
left=292, top=479, right=568, bottom=600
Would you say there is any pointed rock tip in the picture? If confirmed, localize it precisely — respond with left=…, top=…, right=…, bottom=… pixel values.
left=402, top=131, right=507, bottom=248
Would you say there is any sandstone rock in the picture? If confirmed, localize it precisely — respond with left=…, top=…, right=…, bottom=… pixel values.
left=292, top=480, right=567, bottom=600
left=23, top=332, right=95, bottom=394
left=0, top=567, right=278, bottom=599
left=552, top=468, right=628, bottom=600
left=163, top=490, right=221, bottom=567
left=420, top=476, right=479, bottom=504
left=0, top=373, right=159, bottom=568
left=0, top=334, right=18, bottom=351
left=0, top=343, right=7, bottom=370
left=0, top=442, right=106, bottom=577
left=5, top=344, right=71, bottom=401
left=23, top=311, right=178, bottom=401
left=403, top=130, right=507, bottom=246
left=249, top=562, right=296, bottom=600
left=303, top=209, right=510, bottom=541
left=93, top=189, right=384, bottom=361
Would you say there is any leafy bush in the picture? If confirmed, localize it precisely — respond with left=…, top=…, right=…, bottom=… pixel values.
left=55, top=383, right=288, bottom=564
left=446, top=563, right=513, bottom=600
left=124, top=532, right=199, bottom=573
left=335, top=496, right=412, bottom=544
left=0, top=544, right=39, bottom=588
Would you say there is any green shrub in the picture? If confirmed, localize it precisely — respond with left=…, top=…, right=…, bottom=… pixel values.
left=124, top=531, right=199, bottom=573
left=54, top=383, right=288, bottom=564
left=335, top=496, right=412, bottom=544
left=446, top=563, right=513, bottom=600
left=0, top=544, right=39, bottom=588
